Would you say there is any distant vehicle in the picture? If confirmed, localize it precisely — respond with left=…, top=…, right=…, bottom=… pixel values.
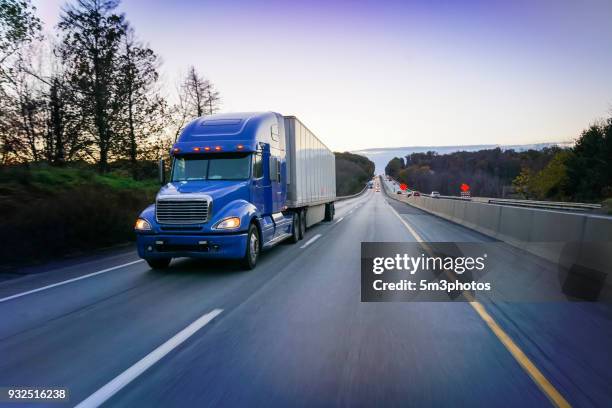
left=396, top=190, right=402, bottom=194
left=431, top=191, right=440, bottom=198
left=375, top=187, right=380, bottom=192
left=367, top=181, right=374, bottom=189
left=413, top=191, right=421, bottom=197
left=134, top=112, right=336, bottom=270
left=406, top=192, right=412, bottom=197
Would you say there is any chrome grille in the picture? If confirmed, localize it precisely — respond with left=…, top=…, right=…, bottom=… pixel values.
left=156, top=199, right=209, bottom=224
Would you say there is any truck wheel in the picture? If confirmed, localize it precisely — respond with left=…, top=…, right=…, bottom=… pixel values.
left=241, top=224, right=260, bottom=270
left=299, top=210, right=306, bottom=239
left=289, top=212, right=300, bottom=244
left=146, top=258, right=171, bottom=269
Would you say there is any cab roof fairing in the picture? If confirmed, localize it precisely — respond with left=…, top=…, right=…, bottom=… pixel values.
left=170, top=112, right=283, bottom=156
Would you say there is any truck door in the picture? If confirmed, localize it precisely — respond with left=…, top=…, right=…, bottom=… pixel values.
left=269, top=121, right=287, bottom=213
left=257, top=143, right=274, bottom=215
left=250, top=148, right=266, bottom=213
left=269, top=154, right=282, bottom=213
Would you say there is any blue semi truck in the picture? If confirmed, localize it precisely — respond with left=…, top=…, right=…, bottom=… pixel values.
left=134, top=112, right=336, bottom=270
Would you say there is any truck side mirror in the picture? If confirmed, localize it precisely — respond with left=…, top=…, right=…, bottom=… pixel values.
left=158, top=158, right=166, bottom=185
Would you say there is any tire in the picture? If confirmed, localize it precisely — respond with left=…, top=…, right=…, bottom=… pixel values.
left=289, top=212, right=300, bottom=244
left=146, top=258, right=171, bottom=269
left=324, top=202, right=335, bottom=221
left=241, top=223, right=260, bottom=270
left=299, top=210, right=306, bottom=240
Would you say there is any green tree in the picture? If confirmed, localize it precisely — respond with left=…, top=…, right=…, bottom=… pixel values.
left=334, top=152, right=374, bottom=195
left=0, top=0, right=40, bottom=76
left=399, top=165, right=433, bottom=193
left=384, top=157, right=404, bottom=179
left=58, top=0, right=128, bottom=172
left=564, top=120, right=612, bottom=201
left=528, top=150, right=571, bottom=200
left=0, top=0, right=41, bottom=163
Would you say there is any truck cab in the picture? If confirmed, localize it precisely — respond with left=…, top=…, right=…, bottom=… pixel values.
left=135, top=112, right=299, bottom=270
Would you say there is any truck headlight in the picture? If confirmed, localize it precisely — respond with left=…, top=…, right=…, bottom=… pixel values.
left=214, top=217, right=241, bottom=230
left=135, top=218, right=152, bottom=231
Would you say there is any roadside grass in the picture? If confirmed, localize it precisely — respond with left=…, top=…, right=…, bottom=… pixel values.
left=0, top=164, right=158, bottom=267
left=0, top=164, right=159, bottom=193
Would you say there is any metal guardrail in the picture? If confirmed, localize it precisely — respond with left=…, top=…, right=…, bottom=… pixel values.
left=437, top=195, right=600, bottom=212
left=484, top=198, right=601, bottom=211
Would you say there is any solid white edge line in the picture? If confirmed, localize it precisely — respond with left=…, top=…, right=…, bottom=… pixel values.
left=0, top=259, right=144, bottom=303
left=334, top=217, right=344, bottom=224
left=300, top=234, right=322, bottom=249
left=75, top=308, right=223, bottom=408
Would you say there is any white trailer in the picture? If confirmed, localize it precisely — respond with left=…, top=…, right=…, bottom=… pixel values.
left=284, top=116, right=336, bottom=226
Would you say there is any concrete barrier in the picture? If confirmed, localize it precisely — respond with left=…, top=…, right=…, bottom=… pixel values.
left=579, top=216, right=612, bottom=280
left=497, top=206, right=534, bottom=245
left=464, top=202, right=501, bottom=237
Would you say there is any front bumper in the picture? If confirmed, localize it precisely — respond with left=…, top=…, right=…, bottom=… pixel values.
left=137, top=233, right=248, bottom=260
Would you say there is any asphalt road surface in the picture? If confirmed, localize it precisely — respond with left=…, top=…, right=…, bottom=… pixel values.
left=1, top=188, right=611, bottom=407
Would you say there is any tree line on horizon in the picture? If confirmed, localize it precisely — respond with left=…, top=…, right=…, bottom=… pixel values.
left=335, top=151, right=375, bottom=196
left=385, top=116, right=612, bottom=202
left=0, top=0, right=221, bottom=174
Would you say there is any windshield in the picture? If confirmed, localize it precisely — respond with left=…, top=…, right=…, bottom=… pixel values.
left=171, top=153, right=252, bottom=181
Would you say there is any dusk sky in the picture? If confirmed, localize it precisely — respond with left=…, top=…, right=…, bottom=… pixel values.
left=33, top=0, right=612, bottom=151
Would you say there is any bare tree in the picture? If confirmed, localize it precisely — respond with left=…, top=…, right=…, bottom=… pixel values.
left=42, top=67, right=88, bottom=164
left=204, top=78, right=220, bottom=115
left=115, top=27, right=166, bottom=174
left=181, top=66, right=221, bottom=118
left=14, top=60, right=43, bottom=161
left=168, top=80, right=191, bottom=142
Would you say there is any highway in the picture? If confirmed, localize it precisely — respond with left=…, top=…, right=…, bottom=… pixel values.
left=1, top=188, right=611, bottom=407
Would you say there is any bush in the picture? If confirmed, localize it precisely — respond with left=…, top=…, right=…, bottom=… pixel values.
left=0, top=164, right=157, bottom=265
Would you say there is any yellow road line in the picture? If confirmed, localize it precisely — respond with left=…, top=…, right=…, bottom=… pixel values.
left=384, top=191, right=571, bottom=408
left=468, top=301, right=570, bottom=408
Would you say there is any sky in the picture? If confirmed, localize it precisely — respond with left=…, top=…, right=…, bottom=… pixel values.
left=32, top=0, right=612, bottom=152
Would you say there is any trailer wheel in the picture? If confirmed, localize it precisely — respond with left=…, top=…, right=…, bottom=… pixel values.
left=146, top=258, right=171, bottom=270
left=324, top=202, right=335, bottom=221
left=289, top=212, right=300, bottom=244
left=241, top=223, right=260, bottom=270
left=299, top=210, right=306, bottom=239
